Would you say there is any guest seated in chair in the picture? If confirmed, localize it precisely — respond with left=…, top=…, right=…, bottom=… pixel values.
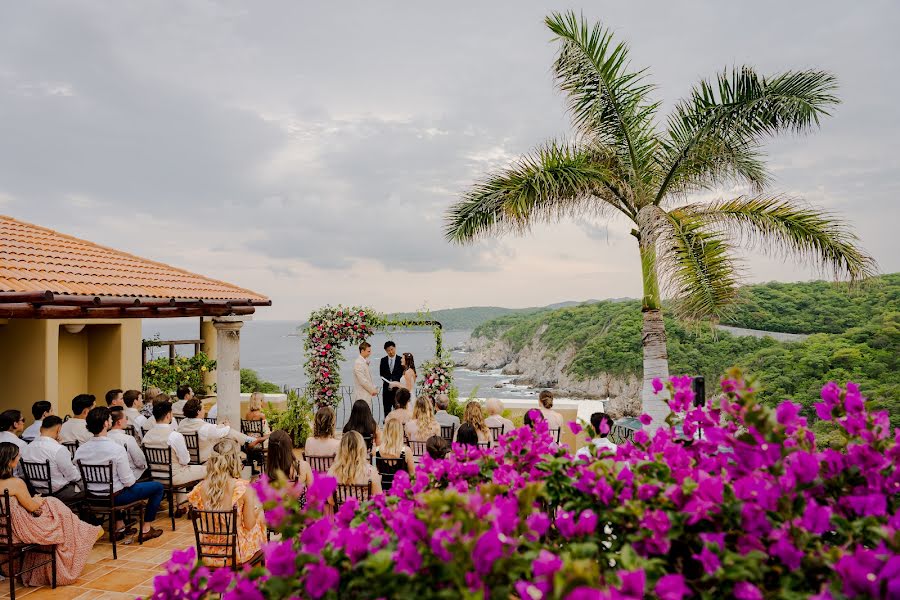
left=433, top=394, right=460, bottom=429
left=456, top=423, right=479, bottom=447
left=426, top=435, right=450, bottom=460
left=538, top=390, right=565, bottom=431
left=22, top=401, right=52, bottom=443
left=304, top=406, right=340, bottom=457
left=60, top=394, right=96, bottom=444
left=188, top=439, right=266, bottom=565
left=0, top=442, right=103, bottom=586
left=21, top=416, right=83, bottom=500
left=178, top=399, right=265, bottom=464
left=484, top=398, right=514, bottom=435
left=327, top=431, right=382, bottom=507
left=74, top=407, right=164, bottom=541
left=243, top=392, right=271, bottom=436
left=172, top=385, right=193, bottom=418
left=376, top=420, right=415, bottom=477
left=107, top=408, right=148, bottom=481
left=0, top=410, right=27, bottom=451
left=342, top=400, right=381, bottom=449
left=265, top=430, right=312, bottom=486
left=404, top=397, right=439, bottom=443
left=142, top=401, right=207, bottom=509
left=383, top=388, right=413, bottom=427
left=140, top=393, right=173, bottom=434
left=462, top=403, right=491, bottom=444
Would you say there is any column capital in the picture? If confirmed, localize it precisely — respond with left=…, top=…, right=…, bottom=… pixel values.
left=212, top=316, right=247, bottom=331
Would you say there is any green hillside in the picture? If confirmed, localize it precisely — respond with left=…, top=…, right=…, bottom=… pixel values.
left=388, top=306, right=549, bottom=331
left=472, top=274, right=900, bottom=427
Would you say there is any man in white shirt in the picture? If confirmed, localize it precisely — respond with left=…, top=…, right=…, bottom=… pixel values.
left=484, top=398, right=515, bottom=436
left=22, top=401, right=52, bottom=443
left=140, top=393, right=174, bottom=434
left=352, top=342, right=379, bottom=405
left=171, top=385, right=193, bottom=417
left=434, top=394, right=461, bottom=430
left=576, top=412, right=617, bottom=458
left=0, top=410, right=27, bottom=451
left=105, top=388, right=124, bottom=409
left=59, top=394, right=96, bottom=444
left=107, top=407, right=147, bottom=481
left=177, top=399, right=262, bottom=463
left=142, top=400, right=206, bottom=507
left=122, top=390, right=146, bottom=442
left=75, top=406, right=164, bottom=541
left=21, top=416, right=82, bottom=500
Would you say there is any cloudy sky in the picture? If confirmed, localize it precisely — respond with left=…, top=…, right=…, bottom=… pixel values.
left=2, top=1, right=897, bottom=319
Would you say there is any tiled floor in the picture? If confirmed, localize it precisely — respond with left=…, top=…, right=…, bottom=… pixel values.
left=1, top=514, right=195, bottom=600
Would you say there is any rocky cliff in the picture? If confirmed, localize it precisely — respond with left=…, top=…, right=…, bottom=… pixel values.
left=460, top=329, right=643, bottom=418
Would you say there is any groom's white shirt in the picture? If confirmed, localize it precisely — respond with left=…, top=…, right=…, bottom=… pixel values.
left=353, top=355, right=378, bottom=403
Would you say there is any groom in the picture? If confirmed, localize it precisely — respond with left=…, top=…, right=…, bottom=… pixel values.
left=380, top=341, right=403, bottom=419
left=353, top=342, right=379, bottom=407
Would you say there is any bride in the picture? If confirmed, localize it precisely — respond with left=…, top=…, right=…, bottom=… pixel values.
left=389, top=353, right=416, bottom=402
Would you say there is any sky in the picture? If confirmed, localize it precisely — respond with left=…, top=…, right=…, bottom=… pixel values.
left=2, top=1, right=898, bottom=320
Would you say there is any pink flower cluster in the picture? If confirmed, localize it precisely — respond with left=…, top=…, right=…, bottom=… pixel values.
left=153, top=369, right=899, bottom=599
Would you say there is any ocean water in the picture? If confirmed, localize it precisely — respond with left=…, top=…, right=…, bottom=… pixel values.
left=142, top=319, right=539, bottom=405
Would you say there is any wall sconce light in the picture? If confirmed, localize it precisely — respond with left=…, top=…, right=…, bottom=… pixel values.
left=63, top=324, right=86, bottom=334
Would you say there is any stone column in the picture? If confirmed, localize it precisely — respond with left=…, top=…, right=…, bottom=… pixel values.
left=212, top=317, right=246, bottom=427
left=200, top=319, right=218, bottom=393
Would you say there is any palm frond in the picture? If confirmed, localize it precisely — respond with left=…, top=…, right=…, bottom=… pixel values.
left=656, top=67, right=839, bottom=201
left=444, top=141, right=628, bottom=244
left=681, top=195, right=877, bottom=281
left=656, top=208, right=741, bottom=321
left=546, top=11, right=659, bottom=195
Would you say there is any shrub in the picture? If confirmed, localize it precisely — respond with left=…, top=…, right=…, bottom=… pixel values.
left=153, top=369, right=899, bottom=599
left=240, top=368, right=282, bottom=394
left=141, top=351, right=216, bottom=395
left=268, top=390, right=314, bottom=448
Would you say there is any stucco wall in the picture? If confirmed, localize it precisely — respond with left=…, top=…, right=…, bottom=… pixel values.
left=0, top=319, right=49, bottom=418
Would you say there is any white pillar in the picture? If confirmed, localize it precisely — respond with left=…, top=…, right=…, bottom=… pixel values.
left=212, top=317, right=246, bottom=427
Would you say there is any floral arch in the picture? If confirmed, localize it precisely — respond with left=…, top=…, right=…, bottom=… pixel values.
left=303, top=305, right=453, bottom=406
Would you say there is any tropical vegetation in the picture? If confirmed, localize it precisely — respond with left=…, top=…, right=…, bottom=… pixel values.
left=445, top=11, right=875, bottom=426
left=154, top=372, right=900, bottom=599
left=240, top=368, right=282, bottom=394
left=141, top=351, right=216, bottom=395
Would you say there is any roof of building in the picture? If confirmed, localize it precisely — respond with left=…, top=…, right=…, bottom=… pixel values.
left=0, top=215, right=269, bottom=318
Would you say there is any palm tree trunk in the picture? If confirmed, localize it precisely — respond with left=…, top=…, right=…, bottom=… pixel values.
left=637, top=207, right=670, bottom=430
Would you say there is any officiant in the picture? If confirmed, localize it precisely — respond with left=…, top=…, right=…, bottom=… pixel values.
left=380, top=341, right=403, bottom=421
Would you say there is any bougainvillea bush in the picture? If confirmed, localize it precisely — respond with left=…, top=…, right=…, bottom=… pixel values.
left=152, top=369, right=900, bottom=599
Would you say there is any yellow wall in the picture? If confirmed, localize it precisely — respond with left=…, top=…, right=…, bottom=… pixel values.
left=0, top=318, right=144, bottom=424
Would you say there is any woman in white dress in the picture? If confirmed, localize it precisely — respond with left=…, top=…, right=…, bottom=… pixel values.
left=389, top=353, right=417, bottom=403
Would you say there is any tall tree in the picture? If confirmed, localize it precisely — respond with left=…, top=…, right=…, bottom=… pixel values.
left=444, top=11, right=875, bottom=426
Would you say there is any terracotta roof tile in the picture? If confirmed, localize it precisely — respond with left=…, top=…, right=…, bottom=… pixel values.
left=0, top=216, right=269, bottom=302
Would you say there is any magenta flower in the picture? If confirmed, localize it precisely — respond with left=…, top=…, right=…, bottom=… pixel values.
left=638, top=413, right=652, bottom=426
left=305, top=474, right=338, bottom=510
left=617, top=569, right=645, bottom=598
left=568, top=421, right=583, bottom=435
left=533, top=549, right=563, bottom=578
left=693, top=545, right=720, bottom=574
left=263, top=540, right=296, bottom=578
left=733, top=582, right=763, bottom=600
left=394, top=538, right=422, bottom=575
left=304, top=562, right=339, bottom=599
left=655, top=574, right=690, bottom=600
left=526, top=511, right=550, bottom=538
left=472, top=529, right=504, bottom=576
left=652, top=378, right=664, bottom=393
left=800, top=501, right=832, bottom=535
left=223, top=578, right=263, bottom=600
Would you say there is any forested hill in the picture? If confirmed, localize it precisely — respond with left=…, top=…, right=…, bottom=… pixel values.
left=721, top=273, right=900, bottom=334
left=470, top=274, right=899, bottom=427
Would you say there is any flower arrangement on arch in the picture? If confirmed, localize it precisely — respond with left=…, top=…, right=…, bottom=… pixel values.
left=154, top=369, right=900, bottom=599
left=418, top=354, right=454, bottom=400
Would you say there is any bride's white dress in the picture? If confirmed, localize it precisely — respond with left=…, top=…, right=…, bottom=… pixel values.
left=402, top=369, right=417, bottom=403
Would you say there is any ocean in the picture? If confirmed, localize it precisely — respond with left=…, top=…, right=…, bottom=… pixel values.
left=142, top=319, right=540, bottom=404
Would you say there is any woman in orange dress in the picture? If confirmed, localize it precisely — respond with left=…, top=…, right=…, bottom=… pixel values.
left=187, top=439, right=266, bottom=565
left=0, top=442, right=102, bottom=586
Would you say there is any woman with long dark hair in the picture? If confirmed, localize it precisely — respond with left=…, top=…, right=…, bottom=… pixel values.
left=389, top=352, right=417, bottom=403
left=266, top=430, right=313, bottom=486
left=343, top=400, right=381, bottom=449
left=0, top=442, right=102, bottom=586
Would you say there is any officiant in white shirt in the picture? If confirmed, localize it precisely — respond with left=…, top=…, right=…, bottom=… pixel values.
left=353, top=341, right=379, bottom=406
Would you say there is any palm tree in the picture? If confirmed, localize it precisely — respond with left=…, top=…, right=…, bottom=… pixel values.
left=444, top=11, right=875, bottom=427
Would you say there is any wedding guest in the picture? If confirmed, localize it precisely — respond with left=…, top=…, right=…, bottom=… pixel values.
left=21, top=416, right=82, bottom=500
left=22, top=401, right=52, bottom=442
left=188, top=439, right=266, bottom=565
left=105, top=389, right=124, bottom=408
left=484, top=398, right=514, bottom=435
left=244, top=392, right=271, bottom=436
left=304, top=406, right=340, bottom=457
left=0, top=410, right=27, bottom=451
left=343, top=400, right=381, bottom=451
left=141, top=387, right=163, bottom=419
left=456, top=423, right=479, bottom=446
left=265, top=430, right=313, bottom=486
left=463, top=403, right=491, bottom=444
left=538, top=390, right=565, bottom=430
left=577, top=413, right=617, bottom=458
left=0, top=442, right=103, bottom=586
left=425, top=435, right=450, bottom=460
left=376, top=420, right=414, bottom=477
left=59, top=394, right=96, bottom=444
left=142, top=401, right=206, bottom=508
left=434, top=394, right=460, bottom=429
left=405, top=397, right=439, bottom=442
left=327, top=431, right=382, bottom=503
left=172, top=385, right=193, bottom=417
left=123, top=390, right=146, bottom=441
left=107, top=407, right=148, bottom=481
left=141, top=393, right=173, bottom=434
left=178, top=399, right=264, bottom=464
left=383, top=388, right=413, bottom=427
left=75, top=406, right=164, bottom=541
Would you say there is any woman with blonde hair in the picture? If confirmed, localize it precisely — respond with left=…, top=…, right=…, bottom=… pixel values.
left=188, top=439, right=266, bottom=564
left=404, top=396, right=439, bottom=442
left=377, top=420, right=414, bottom=477
left=305, top=406, right=340, bottom=457
left=463, top=402, right=491, bottom=444
left=327, top=431, right=382, bottom=505
left=244, top=392, right=271, bottom=435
